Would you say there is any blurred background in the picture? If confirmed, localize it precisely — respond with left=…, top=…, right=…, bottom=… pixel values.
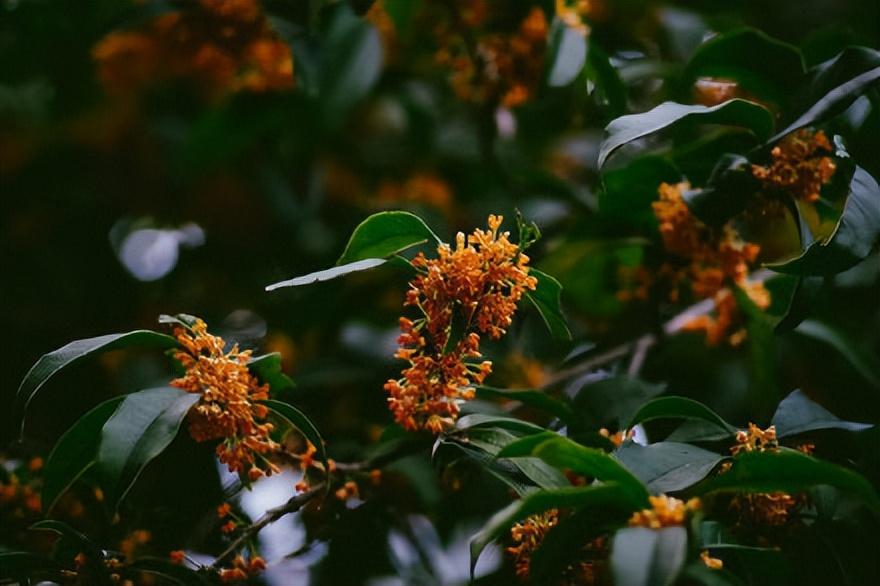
left=2, top=1, right=879, bottom=584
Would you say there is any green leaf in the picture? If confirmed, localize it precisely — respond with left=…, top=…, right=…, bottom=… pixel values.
left=682, top=154, right=760, bottom=226
left=319, top=4, right=383, bottom=125
left=774, top=46, right=880, bottom=140
left=497, top=431, right=563, bottom=458
left=545, top=18, right=587, bottom=87
left=98, top=387, right=199, bottom=511
left=30, top=519, right=99, bottom=556
left=699, top=449, right=880, bottom=512
left=15, top=330, right=178, bottom=437
left=600, top=156, right=682, bottom=232
left=586, top=39, right=627, bottom=117
left=463, top=427, right=571, bottom=490
left=127, top=558, right=210, bottom=585
left=615, top=441, right=726, bottom=494
left=265, top=258, right=387, bottom=290
left=531, top=436, right=650, bottom=504
left=794, top=320, right=880, bottom=388
left=683, top=28, right=805, bottom=107
left=0, top=552, right=63, bottom=581
left=337, top=210, right=440, bottom=264
left=475, top=386, right=575, bottom=424
left=598, top=99, right=774, bottom=168
left=264, top=399, right=328, bottom=474
left=525, top=268, right=572, bottom=340
left=573, top=376, right=667, bottom=429
left=42, top=397, right=124, bottom=514
left=469, top=483, right=637, bottom=576
left=247, top=353, right=296, bottom=393
left=767, top=166, right=880, bottom=275
left=610, top=526, right=688, bottom=586
left=454, top=413, right=548, bottom=435
left=628, top=396, right=737, bottom=437
left=771, top=389, right=873, bottom=437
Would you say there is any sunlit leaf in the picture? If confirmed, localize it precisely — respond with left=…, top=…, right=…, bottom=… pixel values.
left=337, top=210, right=440, bottom=264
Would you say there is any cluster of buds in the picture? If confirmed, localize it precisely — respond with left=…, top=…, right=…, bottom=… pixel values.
left=727, top=423, right=799, bottom=527
left=433, top=2, right=549, bottom=107
left=93, top=0, right=292, bottom=99
left=219, top=555, right=267, bottom=583
left=170, top=319, right=280, bottom=482
left=507, top=509, right=605, bottom=584
left=628, top=495, right=702, bottom=529
left=752, top=129, right=837, bottom=203
left=644, top=181, right=770, bottom=345
left=385, top=215, right=537, bottom=433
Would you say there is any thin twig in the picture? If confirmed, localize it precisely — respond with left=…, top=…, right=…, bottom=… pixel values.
left=210, top=483, right=324, bottom=570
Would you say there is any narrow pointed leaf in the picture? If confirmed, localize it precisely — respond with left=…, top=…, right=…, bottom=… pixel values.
left=16, top=330, right=178, bottom=437
left=598, top=99, right=774, bottom=168
left=264, top=399, right=328, bottom=474
left=98, top=387, right=199, bottom=511
left=525, top=269, right=572, bottom=340
left=266, top=258, right=387, bottom=290
left=42, top=397, right=124, bottom=514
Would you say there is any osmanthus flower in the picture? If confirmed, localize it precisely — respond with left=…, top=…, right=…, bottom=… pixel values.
left=92, top=0, right=292, bottom=99
left=628, top=495, right=702, bottom=529
left=507, top=509, right=607, bottom=584
left=170, top=319, right=280, bottom=481
left=726, top=424, right=800, bottom=527
left=752, top=129, right=837, bottom=203
left=644, top=181, right=770, bottom=345
left=385, top=215, right=537, bottom=433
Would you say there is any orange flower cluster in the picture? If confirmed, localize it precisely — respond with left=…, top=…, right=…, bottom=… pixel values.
left=93, top=0, right=293, bottom=99
left=434, top=4, right=548, bottom=107
left=385, top=215, right=537, bottom=433
left=752, top=129, right=837, bottom=203
left=650, top=182, right=770, bottom=345
left=171, top=319, right=280, bottom=481
left=727, top=423, right=798, bottom=526
left=508, top=509, right=605, bottom=584
left=219, top=555, right=267, bottom=583
left=556, top=0, right=594, bottom=35
left=628, top=495, right=702, bottom=529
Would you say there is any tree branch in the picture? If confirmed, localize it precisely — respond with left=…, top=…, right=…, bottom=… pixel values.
left=210, top=483, right=324, bottom=570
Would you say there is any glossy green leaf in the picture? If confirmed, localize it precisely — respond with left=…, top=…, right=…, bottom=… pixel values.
left=336, top=210, right=440, bottom=265
left=610, top=526, right=688, bottom=586
left=771, top=389, right=873, bottom=437
left=496, top=431, right=563, bottom=458
left=545, top=18, right=586, bottom=87
left=98, top=387, right=199, bottom=510
left=247, top=353, right=296, bottom=393
left=574, top=376, right=667, bottom=428
left=264, top=399, right=328, bottom=474
left=682, top=154, right=760, bottom=226
left=16, top=330, right=178, bottom=437
left=598, top=99, right=774, bottom=168
left=615, top=441, right=726, bottom=494
left=42, top=397, right=124, bottom=514
left=525, top=268, right=572, bottom=340
left=531, top=436, right=649, bottom=504
left=774, top=46, right=880, bottom=140
left=455, top=413, right=547, bottom=435
left=683, top=28, right=804, bottom=106
left=464, top=427, right=571, bottom=490
left=699, top=449, right=880, bottom=512
left=265, top=258, right=387, bottom=290
left=767, top=167, right=880, bottom=275
left=470, top=483, right=636, bottom=576
left=475, top=386, right=575, bottom=424
left=628, top=396, right=737, bottom=437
